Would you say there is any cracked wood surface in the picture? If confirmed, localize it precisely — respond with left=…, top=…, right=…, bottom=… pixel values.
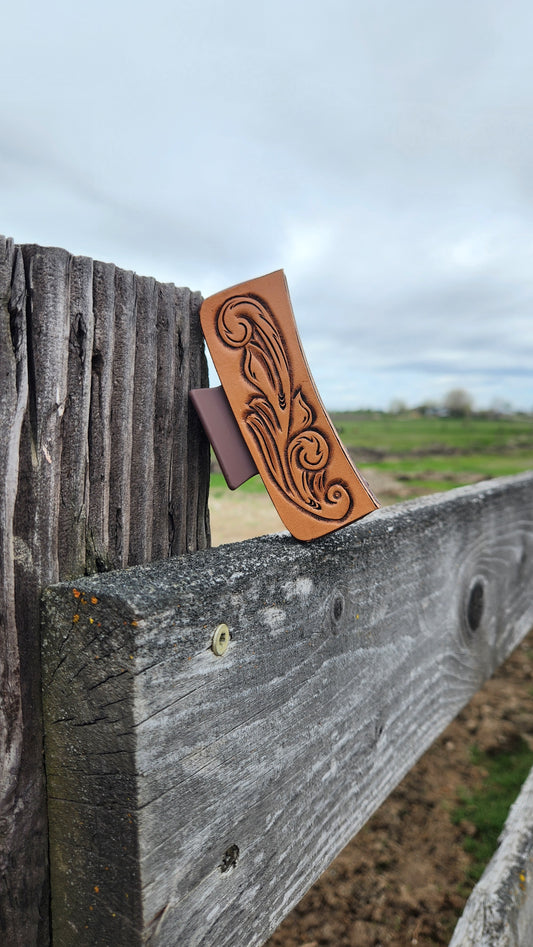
left=41, top=473, right=533, bottom=946
left=0, top=236, right=210, bottom=945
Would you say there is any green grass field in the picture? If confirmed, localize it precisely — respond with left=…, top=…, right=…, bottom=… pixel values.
left=210, top=412, right=533, bottom=503
left=453, top=739, right=533, bottom=884
left=331, top=411, right=533, bottom=455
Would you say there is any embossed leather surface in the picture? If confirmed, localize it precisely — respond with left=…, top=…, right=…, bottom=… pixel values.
left=200, top=270, right=379, bottom=540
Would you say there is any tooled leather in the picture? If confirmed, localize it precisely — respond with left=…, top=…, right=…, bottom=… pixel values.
left=200, top=270, right=379, bottom=540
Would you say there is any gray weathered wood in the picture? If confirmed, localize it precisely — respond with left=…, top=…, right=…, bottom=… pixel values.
left=0, top=238, right=48, bottom=943
left=41, top=472, right=533, bottom=946
left=0, top=236, right=210, bottom=945
left=450, top=764, right=533, bottom=946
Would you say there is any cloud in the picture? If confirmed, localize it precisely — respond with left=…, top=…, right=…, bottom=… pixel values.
left=1, top=0, right=533, bottom=408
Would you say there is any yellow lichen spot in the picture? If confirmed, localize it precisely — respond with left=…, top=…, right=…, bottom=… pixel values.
left=91, top=596, right=98, bottom=605
left=73, top=614, right=80, bottom=623
left=94, top=886, right=99, bottom=893
left=73, top=588, right=81, bottom=598
left=81, top=598, right=87, bottom=606
left=520, top=872, right=526, bottom=883
left=129, top=655, right=134, bottom=660
left=356, top=614, right=359, bottom=619
left=89, top=617, right=94, bottom=624
left=131, top=620, right=138, bottom=627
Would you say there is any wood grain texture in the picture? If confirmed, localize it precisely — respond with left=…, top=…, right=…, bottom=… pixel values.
left=449, top=765, right=533, bottom=946
left=0, top=236, right=210, bottom=945
left=0, top=237, right=48, bottom=944
left=41, top=472, right=533, bottom=946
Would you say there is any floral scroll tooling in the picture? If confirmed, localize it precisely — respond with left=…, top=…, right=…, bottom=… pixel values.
left=217, top=294, right=352, bottom=521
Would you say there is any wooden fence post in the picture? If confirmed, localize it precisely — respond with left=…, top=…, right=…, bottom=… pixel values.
left=0, top=236, right=210, bottom=945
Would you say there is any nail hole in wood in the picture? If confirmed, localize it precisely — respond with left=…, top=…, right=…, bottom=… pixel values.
left=220, top=844, right=240, bottom=873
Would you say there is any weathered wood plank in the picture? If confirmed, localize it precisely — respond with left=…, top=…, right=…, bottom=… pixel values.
left=108, top=266, right=137, bottom=568
left=0, top=236, right=210, bottom=945
left=173, top=287, right=210, bottom=555
left=0, top=238, right=49, bottom=944
left=450, top=765, right=533, bottom=946
left=129, top=276, right=158, bottom=564
left=18, top=245, right=72, bottom=582
left=87, top=260, right=116, bottom=572
left=152, top=283, right=177, bottom=560
left=41, top=472, right=533, bottom=946
left=59, top=254, right=95, bottom=578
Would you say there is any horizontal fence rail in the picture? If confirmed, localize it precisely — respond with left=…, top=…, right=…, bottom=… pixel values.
left=450, top=764, right=533, bottom=946
left=0, top=236, right=210, bottom=945
left=41, top=472, right=533, bottom=946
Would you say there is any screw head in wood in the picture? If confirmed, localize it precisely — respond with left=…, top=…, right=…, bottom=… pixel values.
left=212, top=623, right=230, bottom=656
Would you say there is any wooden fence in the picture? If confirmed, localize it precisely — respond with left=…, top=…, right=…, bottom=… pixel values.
left=1, top=236, right=532, bottom=945
left=0, top=236, right=209, bottom=944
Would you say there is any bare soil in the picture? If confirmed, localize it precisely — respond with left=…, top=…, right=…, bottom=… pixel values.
left=209, top=490, right=285, bottom=546
left=210, top=491, right=533, bottom=947
left=264, top=634, right=533, bottom=946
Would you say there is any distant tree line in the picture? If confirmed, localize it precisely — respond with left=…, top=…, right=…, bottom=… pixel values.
left=389, top=389, right=525, bottom=419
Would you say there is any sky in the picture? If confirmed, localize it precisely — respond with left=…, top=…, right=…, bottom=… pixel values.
left=2, top=0, right=533, bottom=411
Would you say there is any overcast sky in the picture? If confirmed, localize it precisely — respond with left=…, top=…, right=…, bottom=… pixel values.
left=2, top=0, right=533, bottom=410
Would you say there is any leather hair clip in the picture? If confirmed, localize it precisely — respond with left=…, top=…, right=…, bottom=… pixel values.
left=190, top=270, right=379, bottom=541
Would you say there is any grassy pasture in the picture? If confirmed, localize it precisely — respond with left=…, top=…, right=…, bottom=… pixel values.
left=335, top=411, right=533, bottom=502
left=452, top=738, right=533, bottom=885
left=332, top=411, right=533, bottom=455
left=210, top=412, right=533, bottom=510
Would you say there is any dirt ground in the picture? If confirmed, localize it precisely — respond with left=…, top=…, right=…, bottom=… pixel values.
left=209, top=489, right=533, bottom=947
left=263, top=634, right=533, bottom=947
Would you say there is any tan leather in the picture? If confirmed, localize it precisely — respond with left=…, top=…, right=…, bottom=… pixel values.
left=200, top=270, right=379, bottom=540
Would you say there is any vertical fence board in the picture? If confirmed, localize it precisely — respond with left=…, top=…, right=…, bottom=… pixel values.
left=19, top=246, right=72, bottom=582
left=58, top=255, right=95, bottom=578
left=129, top=276, right=158, bottom=565
left=0, top=238, right=47, bottom=945
left=182, top=289, right=210, bottom=553
left=87, top=260, right=116, bottom=572
left=170, top=285, right=193, bottom=556
left=108, top=267, right=137, bottom=570
left=0, top=236, right=210, bottom=945
left=152, top=283, right=178, bottom=560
